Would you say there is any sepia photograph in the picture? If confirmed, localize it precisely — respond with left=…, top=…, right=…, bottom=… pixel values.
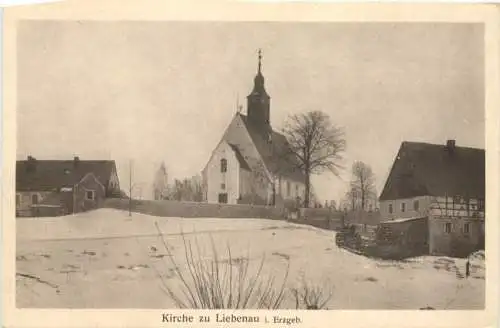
left=2, top=1, right=499, bottom=328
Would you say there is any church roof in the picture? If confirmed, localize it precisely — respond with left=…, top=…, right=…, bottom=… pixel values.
left=379, top=141, right=485, bottom=201
left=238, top=113, right=305, bottom=183
left=228, top=143, right=251, bottom=171
left=205, top=50, right=305, bottom=185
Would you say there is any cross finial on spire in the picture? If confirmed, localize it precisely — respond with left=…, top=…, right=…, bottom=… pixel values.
left=236, top=93, right=241, bottom=112
left=258, top=48, right=262, bottom=73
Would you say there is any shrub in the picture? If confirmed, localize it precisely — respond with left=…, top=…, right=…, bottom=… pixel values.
left=364, top=276, right=378, bottom=282
left=154, top=222, right=289, bottom=309
left=291, top=278, right=333, bottom=310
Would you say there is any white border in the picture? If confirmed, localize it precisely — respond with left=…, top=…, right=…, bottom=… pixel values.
left=2, top=2, right=499, bottom=328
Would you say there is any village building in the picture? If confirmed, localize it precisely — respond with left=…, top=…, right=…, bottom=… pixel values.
left=202, top=51, right=306, bottom=206
left=379, top=140, right=485, bottom=256
left=16, top=156, right=121, bottom=217
left=153, top=162, right=169, bottom=200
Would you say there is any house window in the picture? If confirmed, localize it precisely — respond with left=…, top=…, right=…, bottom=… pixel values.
left=31, top=194, right=39, bottom=204
left=221, top=183, right=226, bottom=190
left=286, top=181, right=291, bottom=197
left=413, top=200, right=419, bottom=211
left=400, top=202, right=406, bottom=213
left=218, top=193, right=228, bottom=204
left=444, top=222, right=452, bottom=234
left=86, top=190, right=95, bottom=201
left=478, top=198, right=485, bottom=211
left=295, top=184, right=299, bottom=197
left=388, top=203, right=393, bottom=214
left=220, top=159, right=227, bottom=173
left=464, top=223, right=470, bottom=234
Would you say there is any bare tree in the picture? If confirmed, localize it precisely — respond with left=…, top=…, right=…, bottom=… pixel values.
left=349, top=161, right=377, bottom=210
left=281, top=111, right=346, bottom=208
left=344, top=187, right=360, bottom=211
left=190, top=175, right=204, bottom=202
left=153, top=162, right=169, bottom=200
left=170, top=175, right=204, bottom=202
left=128, top=160, right=134, bottom=216
left=127, top=160, right=145, bottom=215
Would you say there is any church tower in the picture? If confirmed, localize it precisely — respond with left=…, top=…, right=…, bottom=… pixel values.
left=247, top=49, right=271, bottom=130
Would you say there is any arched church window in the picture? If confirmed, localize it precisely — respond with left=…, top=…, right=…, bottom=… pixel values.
left=221, top=159, right=227, bottom=173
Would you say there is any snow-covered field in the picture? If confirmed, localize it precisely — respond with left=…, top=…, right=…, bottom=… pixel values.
left=16, top=209, right=485, bottom=309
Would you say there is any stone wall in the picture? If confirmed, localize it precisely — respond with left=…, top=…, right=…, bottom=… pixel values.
left=103, top=198, right=285, bottom=219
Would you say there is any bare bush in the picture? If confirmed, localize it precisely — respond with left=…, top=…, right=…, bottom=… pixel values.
left=154, top=223, right=289, bottom=309
left=291, top=278, right=333, bottom=309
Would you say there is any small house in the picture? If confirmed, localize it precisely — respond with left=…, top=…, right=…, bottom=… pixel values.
left=16, top=156, right=121, bottom=217
left=379, top=140, right=485, bottom=257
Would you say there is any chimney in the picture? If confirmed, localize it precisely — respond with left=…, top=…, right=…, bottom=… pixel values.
left=446, top=139, right=456, bottom=152
left=26, top=155, right=36, bottom=172
left=74, top=156, right=80, bottom=167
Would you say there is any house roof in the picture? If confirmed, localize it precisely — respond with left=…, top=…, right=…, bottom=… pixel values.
left=238, top=113, right=306, bottom=183
left=379, top=141, right=485, bottom=201
left=16, top=159, right=117, bottom=192
left=380, top=217, right=427, bottom=224
left=228, top=143, right=251, bottom=171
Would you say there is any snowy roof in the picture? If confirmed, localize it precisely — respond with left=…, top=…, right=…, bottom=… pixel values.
left=17, top=158, right=117, bottom=192
left=228, top=143, right=251, bottom=171
left=379, top=141, right=485, bottom=201
left=237, top=113, right=306, bottom=183
left=31, top=204, right=62, bottom=208
left=381, top=217, right=427, bottom=224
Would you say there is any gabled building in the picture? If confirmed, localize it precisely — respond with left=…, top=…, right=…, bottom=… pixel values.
left=16, top=156, right=121, bottom=217
left=202, top=51, right=306, bottom=206
left=379, top=140, right=485, bottom=256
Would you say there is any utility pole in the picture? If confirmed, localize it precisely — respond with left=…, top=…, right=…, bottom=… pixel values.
left=73, top=184, right=77, bottom=215
left=129, top=159, right=133, bottom=217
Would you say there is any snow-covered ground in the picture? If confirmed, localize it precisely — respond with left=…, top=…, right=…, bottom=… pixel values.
left=16, top=209, right=485, bottom=309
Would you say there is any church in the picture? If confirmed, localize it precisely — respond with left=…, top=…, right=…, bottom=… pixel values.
left=202, top=51, right=306, bottom=206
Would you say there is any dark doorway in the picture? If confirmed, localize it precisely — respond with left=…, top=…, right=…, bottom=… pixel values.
left=218, top=193, right=228, bottom=204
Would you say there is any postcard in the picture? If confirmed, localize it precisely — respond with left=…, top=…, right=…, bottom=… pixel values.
left=2, top=1, right=499, bottom=327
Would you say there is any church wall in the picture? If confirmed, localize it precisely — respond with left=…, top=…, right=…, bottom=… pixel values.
left=205, top=141, right=240, bottom=204
left=224, top=114, right=271, bottom=204
left=204, top=114, right=306, bottom=206
left=277, top=176, right=305, bottom=202
left=238, top=168, right=269, bottom=205
left=239, top=168, right=252, bottom=199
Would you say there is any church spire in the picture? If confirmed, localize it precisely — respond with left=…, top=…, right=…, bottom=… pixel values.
left=258, top=48, right=262, bottom=73
left=247, top=49, right=271, bottom=128
left=251, top=48, right=267, bottom=96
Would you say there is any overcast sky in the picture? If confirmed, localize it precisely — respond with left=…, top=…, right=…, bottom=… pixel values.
left=16, top=21, right=484, bottom=202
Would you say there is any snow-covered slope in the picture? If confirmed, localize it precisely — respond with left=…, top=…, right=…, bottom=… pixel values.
left=16, top=209, right=484, bottom=309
